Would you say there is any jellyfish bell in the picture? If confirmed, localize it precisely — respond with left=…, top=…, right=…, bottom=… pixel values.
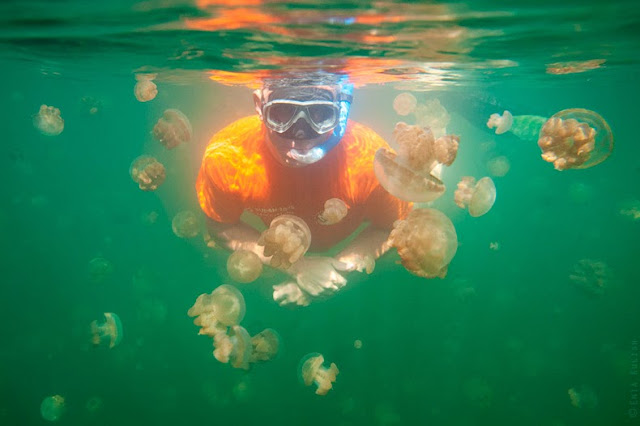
left=171, top=210, right=200, bottom=238
left=388, top=208, right=458, bottom=279
left=393, top=92, right=418, bottom=116
left=212, top=325, right=253, bottom=370
left=318, top=198, right=349, bottom=225
left=486, top=110, right=513, bottom=135
left=34, top=105, right=64, bottom=136
left=188, top=284, right=246, bottom=331
left=129, top=155, right=166, bottom=191
left=454, top=176, right=497, bottom=217
left=298, top=353, right=339, bottom=396
left=250, top=328, right=281, bottom=363
left=41, top=395, right=65, bottom=422
left=152, top=109, right=192, bottom=149
left=134, top=73, right=158, bottom=102
left=257, top=214, right=311, bottom=269
left=537, top=109, right=613, bottom=170
left=227, top=249, right=263, bottom=283
left=373, top=148, right=445, bottom=203
left=90, top=312, right=123, bottom=349
left=486, top=155, right=511, bottom=177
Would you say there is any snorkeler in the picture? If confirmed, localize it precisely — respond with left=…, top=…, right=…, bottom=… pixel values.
left=196, top=72, right=410, bottom=305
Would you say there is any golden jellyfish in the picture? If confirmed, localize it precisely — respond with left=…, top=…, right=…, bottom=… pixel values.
left=90, top=312, right=123, bottom=349
left=618, top=198, right=640, bottom=221
left=414, top=99, right=450, bottom=137
left=538, top=109, right=613, bottom=170
left=486, top=110, right=513, bottom=135
left=486, top=155, right=511, bottom=177
left=212, top=325, right=253, bottom=370
left=172, top=210, right=200, bottom=239
left=272, top=281, right=311, bottom=307
left=152, top=109, right=192, bottom=149
left=40, top=395, right=65, bottom=422
left=129, top=155, right=166, bottom=191
left=569, top=259, right=611, bottom=296
left=257, top=214, right=311, bottom=269
left=454, top=176, right=497, bottom=217
left=392, top=92, right=417, bottom=116
left=388, top=208, right=458, bottom=279
left=34, top=105, right=64, bottom=136
left=250, top=328, right=280, bottom=363
left=227, top=249, right=263, bottom=283
left=299, top=353, right=339, bottom=396
left=568, top=386, right=598, bottom=409
left=318, top=198, right=348, bottom=225
left=134, top=73, right=158, bottom=102
left=188, top=284, right=246, bottom=337
left=87, top=256, right=113, bottom=283
left=374, top=122, right=459, bottom=203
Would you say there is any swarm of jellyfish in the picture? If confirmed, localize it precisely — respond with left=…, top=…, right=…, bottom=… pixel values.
left=486, top=111, right=513, bottom=134
left=538, top=109, right=613, bottom=170
left=388, top=208, right=458, bottom=278
left=318, top=198, right=349, bottom=225
left=188, top=284, right=246, bottom=338
left=134, top=73, right=158, bottom=102
left=250, top=328, right=281, bottom=363
left=41, top=395, right=65, bottom=422
left=258, top=214, right=311, bottom=269
left=454, top=177, right=497, bottom=217
left=34, top=105, right=64, bottom=136
left=129, top=155, right=166, bottom=191
left=172, top=210, right=200, bottom=239
left=299, top=353, right=339, bottom=396
left=87, top=256, right=114, bottom=283
left=374, top=122, right=459, bottom=203
left=152, top=109, right=192, bottom=149
left=569, top=259, right=611, bottom=296
left=90, top=312, right=123, bottom=349
left=227, top=249, right=263, bottom=283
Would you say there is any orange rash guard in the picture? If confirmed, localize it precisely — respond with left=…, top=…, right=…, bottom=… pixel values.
left=196, top=115, right=410, bottom=251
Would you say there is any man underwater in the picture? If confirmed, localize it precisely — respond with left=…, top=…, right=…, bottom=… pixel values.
left=196, top=73, right=409, bottom=306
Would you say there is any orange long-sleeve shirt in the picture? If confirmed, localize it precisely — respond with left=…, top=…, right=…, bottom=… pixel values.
left=196, top=115, right=409, bottom=251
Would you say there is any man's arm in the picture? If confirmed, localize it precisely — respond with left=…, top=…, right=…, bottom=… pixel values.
left=334, top=225, right=391, bottom=273
left=205, top=218, right=270, bottom=263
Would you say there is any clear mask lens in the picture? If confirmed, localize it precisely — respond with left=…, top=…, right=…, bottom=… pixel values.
left=264, top=100, right=339, bottom=134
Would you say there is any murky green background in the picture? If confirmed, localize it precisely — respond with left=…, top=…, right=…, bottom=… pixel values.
left=1, top=1, right=639, bottom=425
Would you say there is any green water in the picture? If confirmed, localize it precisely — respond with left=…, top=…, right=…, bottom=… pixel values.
left=1, top=1, right=639, bottom=425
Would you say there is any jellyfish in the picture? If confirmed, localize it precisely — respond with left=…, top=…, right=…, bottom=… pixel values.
left=373, top=122, right=459, bottom=203
left=250, top=328, right=280, bottom=363
left=486, top=155, right=510, bottom=177
left=152, top=109, right=192, bottom=149
left=188, top=284, right=246, bottom=337
left=90, top=312, right=123, bottom=349
left=318, top=198, right=348, bottom=225
left=212, top=325, right=253, bottom=370
left=172, top=210, right=200, bottom=238
left=414, top=99, right=450, bottom=137
left=80, top=96, right=101, bottom=115
left=257, top=215, right=311, bottom=269
left=486, top=110, right=513, bottom=134
left=272, top=282, right=311, bottom=307
left=40, top=395, right=65, bottom=422
left=568, top=386, right=598, bottom=409
left=392, top=93, right=417, bottom=116
left=354, top=339, right=363, bottom=349
left=618, top=198, right=640, bottom=221
left=299, top=353, right=339, bottom=396
left=34, top=105, right=64, bottom=136
left=85, top=396, right=104, bottom=414
left=227, top=249, right=263, bottom=283
left=454, top=176, right=497, bottom=217
left=537, top=109, right=613, bottom=170
left=569, top=259, right=611, bottom=296
left=134, top=73, right=158, bottom=102
left=129, top=155, right=166, bottom=191
left=87, top=256, right=113, bottom=283
left=388, top=208, right=458, bottom=279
